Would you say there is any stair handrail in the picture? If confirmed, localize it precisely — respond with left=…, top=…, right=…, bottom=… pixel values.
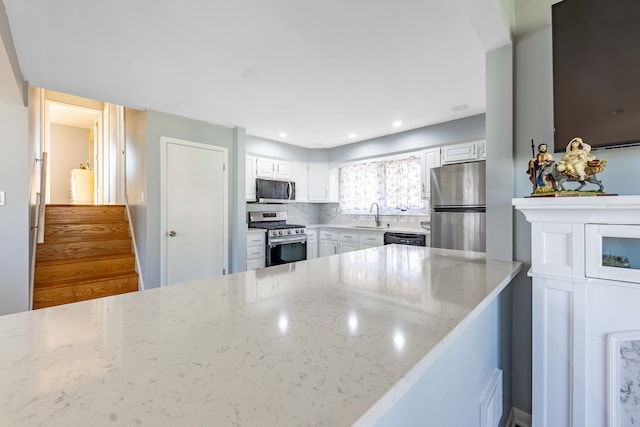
left=36, top=151, right=47, bottom=244
left=29, top=151, right=47, bottom=310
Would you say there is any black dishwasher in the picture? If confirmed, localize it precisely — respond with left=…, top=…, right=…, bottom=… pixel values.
left=383, top=232, right=426, bottom=246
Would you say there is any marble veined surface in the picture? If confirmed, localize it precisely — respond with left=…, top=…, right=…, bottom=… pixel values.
left=0, top=246, right=521, bottom=426
left=621, top=339, right=640, bottom=425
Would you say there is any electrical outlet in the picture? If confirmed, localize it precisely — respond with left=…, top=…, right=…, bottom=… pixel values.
left=0, top=191, right=5, bottom=206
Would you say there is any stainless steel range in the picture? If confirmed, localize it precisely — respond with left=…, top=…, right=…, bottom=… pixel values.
left=248, top=211, right=307, bottom=267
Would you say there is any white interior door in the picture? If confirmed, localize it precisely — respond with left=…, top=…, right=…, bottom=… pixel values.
left=162, top=138, right=228, bottom=285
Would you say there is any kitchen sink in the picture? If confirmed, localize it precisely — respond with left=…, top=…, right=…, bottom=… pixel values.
left=353, top=225, right=388, bottom=229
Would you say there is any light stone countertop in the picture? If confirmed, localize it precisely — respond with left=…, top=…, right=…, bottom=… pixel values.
left=0, top=246, right=521, bottom=426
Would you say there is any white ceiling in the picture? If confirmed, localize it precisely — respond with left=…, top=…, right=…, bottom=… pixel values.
left=3, top=0, right=510, bottom=148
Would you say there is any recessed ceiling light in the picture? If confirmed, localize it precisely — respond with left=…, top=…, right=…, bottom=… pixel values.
left=348, top=133, right=357, bottom=138
left=279, top=132, right=288, bottom=138
left=393, top=120, right=403, bottom=127
left=451, top=104, right=469, bottom=112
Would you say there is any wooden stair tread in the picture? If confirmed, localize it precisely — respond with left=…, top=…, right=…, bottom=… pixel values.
left=35, top=252, right=134, bottom=267
left=36, top=239, right=132, bottom=262
left=33, top=274, right=139, bottom=310
left=39, top=235, right=132, bottom=244
left=34, top=204, right=138, bottom=309
left=34, top=271, right=139, bottom=290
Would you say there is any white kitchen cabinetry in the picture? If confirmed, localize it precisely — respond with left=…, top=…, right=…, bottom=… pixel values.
left=441, top=140, right=485, bottom=165
left=329, top=168, right=339, bottom=203
left=319, top=229, right=338, bottom=257
left=306, top=229, right=317, bottom=259
left=308, top=165, right=330, bottom=202
left=421, top=147, right=441, bottom=199
left=246, top=229, right=266, bottom=270
left=478, top=140, right=486, bottom=160
left=255, top=157, right=292, bottom=179
left=246, top=156, right=257, bottom=201
left=315, top=228, right=387, bottom=258
left=308, top=165, right=339, bottom=203
left=291, top=162, right=308, bottom=202
left=513, top=196, right=640, bottom=427
left=359, top=232, right=384, bottom=249
left=338, top=232, right=359, bottom=254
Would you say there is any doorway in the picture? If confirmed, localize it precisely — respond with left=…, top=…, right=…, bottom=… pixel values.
left=160, top=137, right=228, bottom=286
left=42, top=89, right=125, bottom=205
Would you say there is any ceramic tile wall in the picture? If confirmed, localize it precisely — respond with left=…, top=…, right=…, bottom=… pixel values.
left=246, top=203, right=321, bottom=225
left=620, top=339, right=640, bottom=425
left=246, top=203, right=430, bottom=230
left=318, top=204, right=429, bottom=231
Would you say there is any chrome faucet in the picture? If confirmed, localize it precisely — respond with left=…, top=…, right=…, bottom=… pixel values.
left=370, top=202, right=381, bottom=227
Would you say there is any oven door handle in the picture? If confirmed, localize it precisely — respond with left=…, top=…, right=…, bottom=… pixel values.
left=269, top=236, right=307, bottom=246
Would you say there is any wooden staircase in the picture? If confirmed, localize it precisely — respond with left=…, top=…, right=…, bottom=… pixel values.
left=34, top=205, right=139, bottom=309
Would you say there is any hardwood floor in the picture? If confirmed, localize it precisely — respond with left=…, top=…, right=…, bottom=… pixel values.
left=33, top=205, right=139, bottom=309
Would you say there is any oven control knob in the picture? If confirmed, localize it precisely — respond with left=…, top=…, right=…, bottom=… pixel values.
left=278, top=231, right=283, bottom=235
left=287, top=230, right=292, bottom=234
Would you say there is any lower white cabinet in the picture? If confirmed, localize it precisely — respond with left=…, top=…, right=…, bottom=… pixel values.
left=316, top=228, right=386, bottom=258
left=246, top=230, right=266, bottom=270
left=514, top=196, right=640, bottom=427
left=319, top=229, right=338, bottom=257
left=359, top=232, right=384, bottom=249
left=306, top=229, right=317, bottom=259
left=338, top=232, right=359, bottom=254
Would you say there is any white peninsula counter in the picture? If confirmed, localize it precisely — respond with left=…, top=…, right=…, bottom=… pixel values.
left=0, top=246, right=521, bottom=426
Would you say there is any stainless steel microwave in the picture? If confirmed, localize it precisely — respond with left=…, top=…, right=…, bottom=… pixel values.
left=254, top=178, right=295, bottom=203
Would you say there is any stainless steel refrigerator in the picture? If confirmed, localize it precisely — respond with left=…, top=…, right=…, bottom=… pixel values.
left=430, top=161, right=486, bottom=252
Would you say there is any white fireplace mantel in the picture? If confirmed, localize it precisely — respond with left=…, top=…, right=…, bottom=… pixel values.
left=513, top=195, right=640, bottom=224
left=513, top=195, right=640, bottom=427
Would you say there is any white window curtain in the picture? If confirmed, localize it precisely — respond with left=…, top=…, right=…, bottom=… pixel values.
left=339, top=156, right=424, bottom=212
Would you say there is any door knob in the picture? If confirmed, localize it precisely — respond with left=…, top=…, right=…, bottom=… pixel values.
left=169, top=231, right=177, bottom=237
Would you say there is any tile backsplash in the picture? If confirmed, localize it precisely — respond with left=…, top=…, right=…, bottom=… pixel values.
left=247, top=203, right=428, bottom=230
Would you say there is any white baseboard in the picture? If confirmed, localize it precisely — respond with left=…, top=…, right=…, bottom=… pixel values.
left=506, top=407, right=531, bottom=427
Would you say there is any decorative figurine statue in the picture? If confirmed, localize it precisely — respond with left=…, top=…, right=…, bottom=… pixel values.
left=527, top=141, right=554, bottom=192
left=536, top=137, right=607, bottom=193
left=556, top=137, right=594, bottom=181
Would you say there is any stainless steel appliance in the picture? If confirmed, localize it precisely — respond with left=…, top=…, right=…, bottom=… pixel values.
left=430, top=161, right=486, bottom=252
left=383, top=232, right=426, bottom=246
left=253, top=178, right=296, bottom=203
left=248, top=211, right=306, bottom=266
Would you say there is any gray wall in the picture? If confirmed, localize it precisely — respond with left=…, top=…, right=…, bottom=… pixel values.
left=125, top=110, right=240, bottom=288
left=329, top=114, right=486, bottom=163
left=124, top=108, right=149, bottom=288
left=485, top=43, right=515, bottom=424
left=246, top=135, right=329, bottom=163
left=247, top=115, right=486, bottom=169
left=0, top=102, right=29, bottom=315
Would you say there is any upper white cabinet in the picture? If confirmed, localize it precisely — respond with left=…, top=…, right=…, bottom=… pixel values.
left=441, top=140, right=486, bottom=165
left=478, top=140, right=486, bottom=160
left=421, top=147, right=441, bottom=199
left=246, top=156, right=257, bottom=201
left=255, top=157, right=292, bottom=179
left=291, top=162, right=308, bottom=202
left=308, top=165, right=332, bottom=202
